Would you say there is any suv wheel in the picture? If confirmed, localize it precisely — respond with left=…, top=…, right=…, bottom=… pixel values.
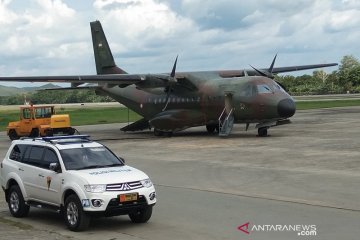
left=64, top=194, right=90, bottom=231
left=8, top=185, right=30, bottom=218
left=129, top=206, right=153, bottom=223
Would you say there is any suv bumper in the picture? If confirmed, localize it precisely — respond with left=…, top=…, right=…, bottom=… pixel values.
left=81, top=186, right=156, bottom=216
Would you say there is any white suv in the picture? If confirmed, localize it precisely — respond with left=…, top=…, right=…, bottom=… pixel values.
left=0, top=135, right=156, bottom=231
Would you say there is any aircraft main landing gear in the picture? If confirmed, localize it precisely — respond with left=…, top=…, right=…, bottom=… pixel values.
left=154, top=129, right=173, bottom=137
left=258, top=127, right=268, bottom=137
left=206, top=124, right=219, bottom=134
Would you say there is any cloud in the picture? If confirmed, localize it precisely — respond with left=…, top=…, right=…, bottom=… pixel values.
left=0, top=0, right=359, bottom=87
left=0, top=0, right=17, bottom=24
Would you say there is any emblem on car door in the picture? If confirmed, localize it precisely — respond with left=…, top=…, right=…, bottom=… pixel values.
left=47, top=176, right=52, bottom=190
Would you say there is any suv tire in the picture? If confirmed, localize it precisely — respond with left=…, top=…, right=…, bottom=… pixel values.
left=129, top=206, right=152, bottom=223
left=64, top=194, right=90, bottom=231
left=8, top=185, right=30, bottom=218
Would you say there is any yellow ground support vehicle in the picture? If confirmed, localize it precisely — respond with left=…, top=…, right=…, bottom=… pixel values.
left=7, top=105, right=75, bottom=140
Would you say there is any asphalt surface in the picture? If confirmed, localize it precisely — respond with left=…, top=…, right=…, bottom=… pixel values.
left=0, top=106, right=360, bottom=240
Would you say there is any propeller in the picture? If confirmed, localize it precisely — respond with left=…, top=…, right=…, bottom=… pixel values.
left=250, top=54, right=289, bottom=92
left=250, top=54, right=277, bottom=79
left=162, top=55, right=178, bottom=111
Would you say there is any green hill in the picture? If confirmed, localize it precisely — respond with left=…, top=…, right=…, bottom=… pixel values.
left=0, top=84, right=61, bottom=96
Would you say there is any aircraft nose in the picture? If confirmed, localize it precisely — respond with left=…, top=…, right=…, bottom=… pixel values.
left=277, top=98, right=296, bottom=118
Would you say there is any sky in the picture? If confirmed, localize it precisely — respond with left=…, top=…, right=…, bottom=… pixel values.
left=0, top=0, right=359, bottom=87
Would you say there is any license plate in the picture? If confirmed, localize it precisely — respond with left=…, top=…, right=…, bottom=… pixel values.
left=119, top=193, right=138, bottom=203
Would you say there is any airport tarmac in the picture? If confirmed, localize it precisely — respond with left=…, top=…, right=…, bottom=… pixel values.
left=0, top=106, right=360, bottom=240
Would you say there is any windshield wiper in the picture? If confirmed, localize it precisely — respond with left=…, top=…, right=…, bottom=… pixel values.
left=103, top=163, right=123, bottom=168
left=80, top=165, right=106, bottom=170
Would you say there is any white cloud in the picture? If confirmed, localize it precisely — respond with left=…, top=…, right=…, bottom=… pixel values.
left=93, top=0, right=194, bottom=44
left=0, top=0, right=359, bottom=87
left=0, top=0, right=17, bottom=24
left=326, top=9, right=360, bottom=32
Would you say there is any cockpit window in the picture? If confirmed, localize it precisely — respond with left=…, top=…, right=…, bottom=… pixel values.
left=257, top=84, right=273, bottom=94
left=240, top=85, right=256, bottom=97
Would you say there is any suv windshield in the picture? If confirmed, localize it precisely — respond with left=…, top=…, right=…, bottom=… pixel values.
left=60, top=147, right=124, bottom=170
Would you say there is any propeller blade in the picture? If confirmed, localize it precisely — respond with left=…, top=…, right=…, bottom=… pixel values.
left=163, top=55, right=178, bottom=111
left=170, top=55, right=178, bottom=78
left=250, top=65, right=275, bottom=79
left=250, top=65, right=267, bottom=77
left=269, top=53, right=277, bottom=74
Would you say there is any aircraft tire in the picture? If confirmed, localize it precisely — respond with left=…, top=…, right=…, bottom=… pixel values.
left=154, top=129, right=163, bottom=136
left=258, top=127, right=268, bottom=137
left=206, top=124, right=217, bottom=133
left=165, top=132, right=173, bottom=137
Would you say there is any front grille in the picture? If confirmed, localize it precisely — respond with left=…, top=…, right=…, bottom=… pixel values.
left=106, top=181, right=143, bottom=191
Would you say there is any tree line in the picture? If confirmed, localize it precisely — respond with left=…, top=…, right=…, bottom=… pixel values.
left=0, top=55, right=359, bottom=105
left=0, top=89, right=114, bottom=105
left=276, top=55, right=360, bottom=95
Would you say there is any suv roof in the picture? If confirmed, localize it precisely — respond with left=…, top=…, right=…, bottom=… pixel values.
left=15, top=135, right=103, bottom=150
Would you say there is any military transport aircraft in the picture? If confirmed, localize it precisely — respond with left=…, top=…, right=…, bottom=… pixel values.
left=0, top=21, right=337, bottom=137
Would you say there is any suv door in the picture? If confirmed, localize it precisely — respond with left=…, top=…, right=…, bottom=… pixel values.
left=33, top=148, right=63, bottom=205
left=21, top=145, right=45, bottom=199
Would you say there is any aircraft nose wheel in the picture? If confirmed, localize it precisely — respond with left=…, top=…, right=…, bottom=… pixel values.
left=206, top=124, right=219, bottom=134
left=258, top=127, right=268, bottom=137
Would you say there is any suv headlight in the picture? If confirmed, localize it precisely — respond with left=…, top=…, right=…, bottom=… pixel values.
left=84, top=184, right=106, bottom=193
left=140, top=178, right=153, bottom=188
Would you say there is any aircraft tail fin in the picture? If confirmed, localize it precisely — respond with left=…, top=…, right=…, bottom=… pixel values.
left=90, top=20, right=127, bottom=74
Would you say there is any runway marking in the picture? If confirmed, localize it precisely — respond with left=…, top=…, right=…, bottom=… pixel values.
left=156, top=184, right=360, bottom=212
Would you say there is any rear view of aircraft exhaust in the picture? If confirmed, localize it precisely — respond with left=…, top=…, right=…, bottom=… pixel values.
left=0, top=21, right=337, bottom=137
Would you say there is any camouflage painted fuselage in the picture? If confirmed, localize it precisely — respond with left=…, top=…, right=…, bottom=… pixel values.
left=99, top=71, right=295, bottom=132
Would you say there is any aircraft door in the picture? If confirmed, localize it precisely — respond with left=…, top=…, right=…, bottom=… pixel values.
left=224, top=92, right=234, bottom=114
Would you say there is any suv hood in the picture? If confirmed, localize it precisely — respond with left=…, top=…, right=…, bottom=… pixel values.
left=70, top=165, right=149, bottom=184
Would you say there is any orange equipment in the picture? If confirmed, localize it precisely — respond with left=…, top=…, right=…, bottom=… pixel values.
left=7, top=105, right=75, bottom=140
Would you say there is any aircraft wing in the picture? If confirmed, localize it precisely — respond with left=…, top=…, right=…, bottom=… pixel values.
left=271, top=63, right=338, bottom=74
left=0, top=63, right=337, bottom=89
left=0, top=72, right=200, bottom=91
left=0, top=74, right=143, bottom=84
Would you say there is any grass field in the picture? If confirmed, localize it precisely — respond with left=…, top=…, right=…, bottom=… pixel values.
left=0, top=107, right=141, bottom=132
left=1, top=99, right=360, bottom=131
left=295, top=99, right=360, bottom=110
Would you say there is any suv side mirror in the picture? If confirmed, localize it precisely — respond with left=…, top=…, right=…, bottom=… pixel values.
left=49, top=162, right=61, bottom=173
